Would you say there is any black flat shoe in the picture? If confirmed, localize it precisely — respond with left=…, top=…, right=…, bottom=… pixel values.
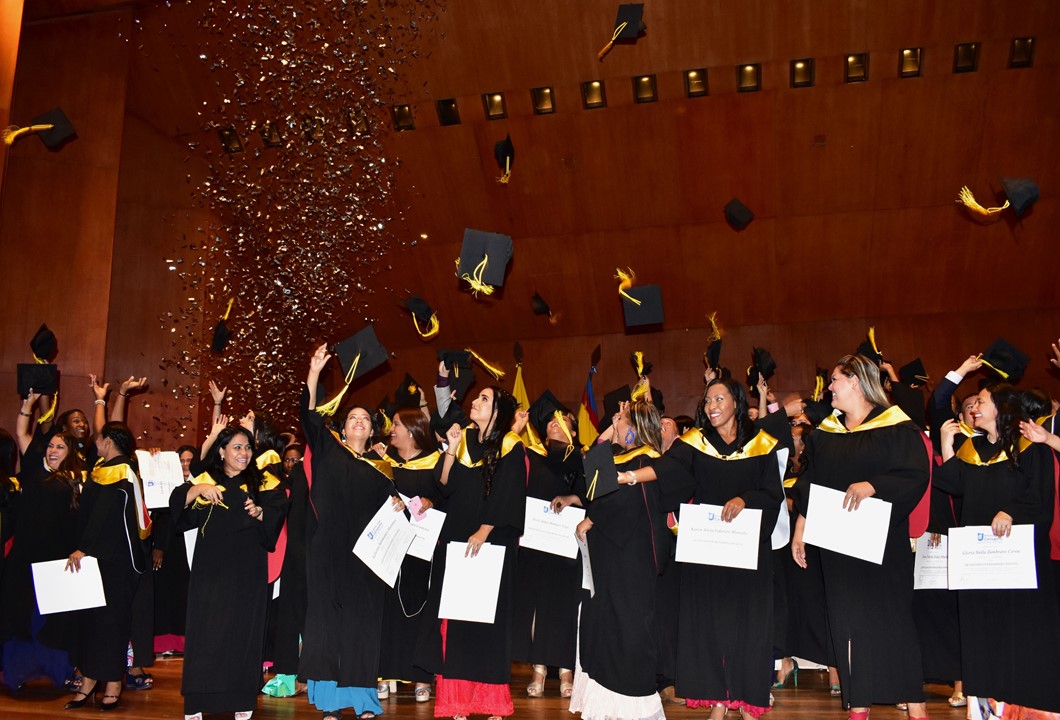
left=99, top=692, right=121, bottom=712
left=64, top=681, right=98, bottom=710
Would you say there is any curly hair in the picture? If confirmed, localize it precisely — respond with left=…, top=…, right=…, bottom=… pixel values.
left=45, top=431, right=85, bottom=510
left=211, top=427, right=264, bottom=500
left=478, top=386, right=519, bottom=495
left=696, top=378, right=757, bottom=448
left=982, top=383, right=1028, bottom=469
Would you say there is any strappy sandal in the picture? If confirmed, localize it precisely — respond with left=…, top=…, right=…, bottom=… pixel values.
left=125, top=670, right=154, bottom=690
left=414, top=685, right=431, bottom=703
left=376, top=682, right=389, bottom=699
left=559, top=668, right=574, bottom=698
left=830, top=685, right=842, bottom=697
left=527, top=664, right=546, bottom=697
left=322, top=712, right=342, bottom=720
left=949, top=693, right=967, bottom=708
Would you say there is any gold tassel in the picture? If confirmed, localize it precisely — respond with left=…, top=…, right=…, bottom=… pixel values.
left=979, top=356, right=1009, bottom=379
left=632, top=351, right=645, bottom=377
left=554, top=409, right=576, bottom=461
left=813, top=375, right=824, bottom=402
left=465, top=347, right=505, bottom=379
left=456, top=255, right=496, bottom=296
left=615, top=267, right=641, bottom=305
left=37, top=393, right=57, bottom=424
left=707, top=311, right=722, bottom=342
left=957, top=186, right=1008, bottom=223
left=379, top=409, right=393, bottom=436
left=587, top=468, right=600, bottom=500
left=597, top=21, right=627, bottom=60
left=412, top=312, right=440, bottom=339
left=315, top=353, right=361, bottom=416
left=2, top=123, right=54, bottom=146
left=868, top=326, right=880, bottom=356
left=497, top=156, right=511, bottom=184
left=631, top=376, right=650, bottom=403
left=222, top=297, right=234, bottom=321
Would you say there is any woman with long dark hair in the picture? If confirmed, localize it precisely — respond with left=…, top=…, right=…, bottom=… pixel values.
left=0, top=431, right=83, bottom=690
left=624, top=378, right=783, bottom=719
left=790, top=355, right=930, bottom=720
left=169, top=425, right=287, bottom=720
left=377, top=408, right=442, bottom=703
left=936, top=384, right=1060, bottom=713
left=416, top=385, right=526, bottom=720
left=64, top=422, right=148, bottom=711
left=301, top=344, right=402, bottom=720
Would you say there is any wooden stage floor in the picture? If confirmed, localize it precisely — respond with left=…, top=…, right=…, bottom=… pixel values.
left=0, top=658, right=970, bottom=720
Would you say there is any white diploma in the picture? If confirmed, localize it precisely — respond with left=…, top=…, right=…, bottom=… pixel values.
left=135, top=449, right=186, bottom=509
left=398, top=493, right=447, bottom=562
left=576, top=533, right=595, bottom=597
left=770, top=448, right=791, bottom=550
left=802, top=484, right=892, bottom=565
left=520, top=497, right=586, bottom=559
left=31, top=557, right=106, bottom=614
left=352, top=498, right=416, bottom=588
left=438, top=541, right=506, bottom=623
left=184, top=527, right=197, bottom=570
left=913, top=533, right=949, bottom=590
left=947, top=525, right=1037, bottom=590
left=675, top=503, right=762, bottom=570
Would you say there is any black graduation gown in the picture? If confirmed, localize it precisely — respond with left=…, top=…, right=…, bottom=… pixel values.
left=272, top=462, right=309, bottom=676
left=415, top=429, right=526, bottom=684
left=150, top=508, right=189, bottom=639
left=791, top=406, right=929, bottom=708
left=579, top=445, right=675, bottom=697
left=72, top=457, right=147, bottom=682
left=512, top=443, right=586, bottom=670
left=169, top=471, right=287, bottom=713
left=655, top=429, right=782, bottom=709
left=378, top=448, right=442, bottom=683
left=934, top=438, right=1060, bottom=712
left=298, top=388, right=396, bottom=688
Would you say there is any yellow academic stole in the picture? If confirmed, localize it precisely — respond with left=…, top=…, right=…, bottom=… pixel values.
left=92, top=461, right=152, bottom=539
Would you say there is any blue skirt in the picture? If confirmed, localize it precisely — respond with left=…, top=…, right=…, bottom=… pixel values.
left=308, top=680, right=383, bottom=715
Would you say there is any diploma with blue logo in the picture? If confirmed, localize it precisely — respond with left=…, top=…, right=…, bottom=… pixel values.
left=675, top=503, right=762, bottom=570
left=802, top=484, right=891, bottom=565
left=947, top=525, right=1037, bottom=590
left=520, top=497, right=585, bottom=559
left=352, top=498, right=416, bottom=588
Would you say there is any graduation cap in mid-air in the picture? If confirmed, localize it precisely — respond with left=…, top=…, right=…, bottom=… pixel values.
left=531, top=292, right=560, bottom=325
left=30, top=323, right=58, bottom=363
left=724, top=198, right=754, bottom=231
left=456, top=229, right=513, bottom=296
left=598, top=4, right=646, bottom=60
left=494, top=134, right=514, bottom=184
left=315, top=325, right=389, bottom=416
left=3, top=108, right=77, bottom=149
left=402, top=295, right=439, bottom=339
left=211, top=298, right=235, bottom=353
left=855, top=326, right=884, bottom=365
left=980, top=338, right=1030, bottom=384
left=615, top=268, right=664, bottom=328
left=957, top=177, right=1039, bottom=222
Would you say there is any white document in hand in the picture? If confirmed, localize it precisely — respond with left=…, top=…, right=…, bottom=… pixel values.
left=520, top=497, right=586, bottom=559
left=31, top=557, right=107, bottom=615
left=913, top=533, right=949, bottom=590
left=948, top=525, right=1037, bottom=590
left=398, top=493, right=447, bottom=562
left=135, top=449, right=186, bottom=509
left=438, top=541, right=506, bottom=623
left=352, top=498, right=416, bottom=588
left=576, top=534, right=594, bottom=597
left=675, top=503, right=762, bottom=570
left=802, top=484, right=892, bottom=565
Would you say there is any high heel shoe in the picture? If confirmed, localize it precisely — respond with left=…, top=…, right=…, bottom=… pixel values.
left=771, top=658, right=798, bottom=689
left=64, top=679, right=98, bottom=709
left=527, top=664, right=546, bottom=697
left=558, top=668, right=574, bottom=699
left=99, top=689, right=122, bottom=712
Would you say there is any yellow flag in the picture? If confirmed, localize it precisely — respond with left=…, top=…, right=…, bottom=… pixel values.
left=511, top=364, right=540, bottom=446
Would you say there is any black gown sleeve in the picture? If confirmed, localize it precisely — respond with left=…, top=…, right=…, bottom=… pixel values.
left=738, top=449, right=784, bottom=511
left=1003, top=443, right=1055, bottom=525
left=482, top=443, right=527, bottom=534
left=653, top=439, right=698, bottom=512
left=865, top=424, right=930, bottom=518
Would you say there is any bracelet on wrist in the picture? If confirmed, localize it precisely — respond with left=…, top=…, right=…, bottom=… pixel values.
left=19, top=411, right=32, bottom=417
left=94, top=399, right=106, bottom=405
left=446, top=451, right=456, bottom=457
left=119, top=392, right=128, bottom=397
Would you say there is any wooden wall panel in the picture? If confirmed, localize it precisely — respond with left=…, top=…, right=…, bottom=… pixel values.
left=0, top=0, right=25, bottom=195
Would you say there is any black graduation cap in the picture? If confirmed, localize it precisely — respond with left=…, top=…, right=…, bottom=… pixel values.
left=436, top=349, right=477, bottom=404
left=583, top=441, right=621, bottom=501
left=704, top=338, right=722, bottom=372
left=621, top=285, right=664, bottom=328
left=980, top=338, right=1029, bottom=383
left=436, top=348, right=471, bottom=373
left=457, top=229, right=513, bottom=294
left=803, top=396, right=834, bottom=426
left=331, top=324, right=389, bottom=383
left=724, top=198, right=754, bottom=231
left=598, top=4, right=646, bottom=60
left=529, top=390, right=574, bottom=439
left=898, top=358, right=929, bottom=387
left=855, top=327, right=883, bottom=365
left=376, top=395, right=398, bottom=435
left=629, top=351, right=653, bottom=377
left=29, top=108, right=76, bottom=150
left=30, top=323, right=58, bottom=363
left=746, top=346, right=777, bottom=386
left=1000, top=177, right=1039, bottom=218
left=402, top=295, right=439, bottom=339
left=394, top=372, right=423, bottom=409
left=599, top=385, right=632, bottom=432
left=494, top=134, right=514, bottom=183
left=211, top=298, right=235, bottom=353
left=531, top=292, right=559, bottom=324
left=17, top=363, right=59, bottom=396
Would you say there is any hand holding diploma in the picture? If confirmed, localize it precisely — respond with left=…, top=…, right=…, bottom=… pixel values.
left=66, top=549, right=85, bottom=573
left=842, top=481, right=876, bottom=511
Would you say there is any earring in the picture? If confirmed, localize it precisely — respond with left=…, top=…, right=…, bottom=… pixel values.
left=341, top=432, right=347, bottom=442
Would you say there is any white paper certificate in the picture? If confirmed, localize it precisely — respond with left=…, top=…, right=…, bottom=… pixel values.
left=576, top=533, right=594, bottom=597
left=438, top=541, right=506, bottom=623
left=913, top=533, right=949, bottom=590
left=135, top=450, right=186, bottom=509
left=802, top=484, right=892, bottom=565
left=675, top=503, right=762, bottom=570
left=352, top=498, right=416, bottom=588
left=31, top=557, right=107, bottom=615
left=520, top=497, right=586, bottom=559
left=398, top=493, right=446, bottom=562
left=948, top=525, right=1037, bottom=590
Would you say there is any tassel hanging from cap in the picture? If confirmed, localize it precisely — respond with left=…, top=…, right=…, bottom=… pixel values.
left=456, top=255, right=496, bottom=296
left=868, top=326, right=880, bottom=357
left=632, top=351, right=645, bottom=378
left=813, top=374, right=825, bottom=402
left=412, top=312, right=440, bottom=339
left=38, top=393, right=58, bottom=424
left=315, top=353, right=361, bottom=417
left=222, top=297, right=234, bottom=321
left=597, top=21, right=627, bottom=60
left=553, top=409, right=576, bottom=461
left=497, top=156, right=511, bottom=184
left=978, top=355, right=1009, bottom=379
left=2, top=123, right=55, bottom=146
left=465, top=347, right=505, bottom=380
left=615, top=268, right=641, bottom=306
left=631, top=376, right=650, bottom=403
left=378, top=408, right=393, bottom=436
left=957, top=186, right=1007, bottom=224
left=707, top=311, right=722, bottom=342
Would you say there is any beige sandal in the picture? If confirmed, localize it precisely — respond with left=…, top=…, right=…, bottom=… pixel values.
left=527, top=664, right=546, bottom=697
left=559, top=668, right=574, bottom=698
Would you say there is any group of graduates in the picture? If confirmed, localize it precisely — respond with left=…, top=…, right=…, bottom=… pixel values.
left=2, top=327, right=1060, bottom=720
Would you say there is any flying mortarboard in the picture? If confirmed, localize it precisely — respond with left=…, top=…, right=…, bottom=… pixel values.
left=402, top=295, right=439, bottom=339
left=980, top=338, right=1029, bottom=383
left=456, top=229, right=513, bottom=296
left=394, top=372, right=423, bottom=409
left=30, top=323, right=58, bottom=363
left=437, top=349, right=477, bottom=403
left=898, top=358, right=929, bottom=388
left=615, top=268, right=664, bottom=328
left=11, top=108, right=76, bottom=149
left=724, top=198, right=754, bottom=231
left=855, top=326, right=884, bottom=365
left=598, top=3, right=646, bottom=61
left=531, top=292, right=559, bottom=325
left=494, top=134, right=514, bottom=184
left=316, top=324, right=389, bottom=416
left=211, top=298, right=235, bottom=353
left=1000, top=177, right=1039, bottom=218
left=583, top=441, right=621, bottom=501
